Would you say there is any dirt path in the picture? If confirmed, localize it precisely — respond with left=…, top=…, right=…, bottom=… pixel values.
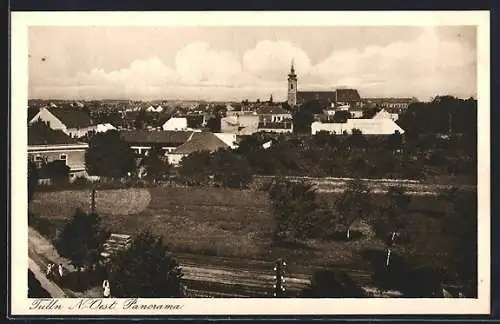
left=28, top=257, right=67, bottom=298
left=28, top=227, right=77, bottom=272
left=28, top=227, right=102, bottom=298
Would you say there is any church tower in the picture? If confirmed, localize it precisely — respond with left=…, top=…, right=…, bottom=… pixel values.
left=287, top=60, right=297, bottom=106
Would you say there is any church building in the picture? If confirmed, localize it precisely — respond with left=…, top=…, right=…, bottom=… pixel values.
left=287, top=62, right=362, bottom=109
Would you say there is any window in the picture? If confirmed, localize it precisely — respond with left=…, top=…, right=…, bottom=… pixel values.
left=290, top=84, right=294, bottom=90
left=34, top=155, right=42, bottom=162
left=59, top=154, right=67, bottom=163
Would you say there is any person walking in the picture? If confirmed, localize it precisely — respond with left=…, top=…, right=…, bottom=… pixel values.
left=58, top=264, right=64, bottom=278
left=46, top=263, right=54, bottom=276
left=102, top=280, right=111, bottom=298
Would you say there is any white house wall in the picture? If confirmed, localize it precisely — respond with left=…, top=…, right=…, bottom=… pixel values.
left=311, top=119, right=404, bottom=135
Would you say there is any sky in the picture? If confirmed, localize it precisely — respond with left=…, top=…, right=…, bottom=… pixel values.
left=28, top=26, right=477, bottom=102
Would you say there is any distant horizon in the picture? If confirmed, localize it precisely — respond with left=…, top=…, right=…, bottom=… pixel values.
left=28, top=93, right=476, bottom=104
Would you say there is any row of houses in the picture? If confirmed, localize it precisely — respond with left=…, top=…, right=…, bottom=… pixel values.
left=27, top=101, right=406, bottom=181
left=121, top=129, right=236, bottom=165
left=29, top=107, right=117, bottom=138
left=28, top=121, right=236, bottom=181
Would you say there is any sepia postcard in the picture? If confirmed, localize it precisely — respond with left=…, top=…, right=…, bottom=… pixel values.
left=10, top=10, right=490, bottom=316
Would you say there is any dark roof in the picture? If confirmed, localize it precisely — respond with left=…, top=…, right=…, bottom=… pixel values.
left=171, top=132, right=229, bottom=155
left=335, top=89, right=361, bottom=102
left=28, top=107, right=40, bottom=121
left=256, top=105, right=291, bottom=115
left=28, top=121, right=79, bottom=146
left=50, top=108, right=93, bottom=128
left=120, top=130, right=193, bottom=146
left=297, top=91, right=336, bottom=103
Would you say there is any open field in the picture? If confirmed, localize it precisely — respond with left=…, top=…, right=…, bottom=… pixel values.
left=30, top=185, right=473, bottom=280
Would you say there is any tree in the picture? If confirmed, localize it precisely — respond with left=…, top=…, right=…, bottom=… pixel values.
left=28, top=160, right=39, bottom=203
left=386, top=130, right=403, bottom=152
left=332, top=110, right=350, bottom=123
left=178, top=151, right=212, bottom=186
left=300, top=269, right=365, bottom=297
left=39, top=160, right=70, bottom=185
left=348, top=129, right=368, bottom=150
left=362, top=106, right=381, bottom=119
left=134, top=110, right=147, bottom=129
left=206, top=117, right=221, bottom=132
left=335, top=179, right=372, bottom=240
left=141, top=146, right=170, bottom=182
left=210, top=149, right=253, bottom=189
left=54, top=209, right=110, bottom=287
left=375, top=186, right=411, bottom=246
left=268, top=178, right=322, bottom=241
left=301, top=100, right=323, bottom=114
left=362, top=249, right=443, bottom=297
left=441, top=189, right=477, bottom=296
left=108, top=230, right=184, bottom=297
left=292, top=109, right=314, bottom=134
left=85, top=130, right=136, bottom=179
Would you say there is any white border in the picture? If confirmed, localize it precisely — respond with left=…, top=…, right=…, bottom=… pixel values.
left=11, top=11, right=491, bottom=316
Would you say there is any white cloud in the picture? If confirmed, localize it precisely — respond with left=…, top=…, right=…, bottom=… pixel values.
left=30, top=29, right=476, bottom=101
left=311, top=27, right=476, bottom=99
left=243, top=40, right=312, bottom=81
left=174, top=42, right=243, bottom=85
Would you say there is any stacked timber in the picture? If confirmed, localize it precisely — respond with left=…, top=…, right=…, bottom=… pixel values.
left=101, top=233, right=132, bottom=262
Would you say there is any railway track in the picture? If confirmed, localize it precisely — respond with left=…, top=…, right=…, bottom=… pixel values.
left=175, top=252, right=377, bottom=298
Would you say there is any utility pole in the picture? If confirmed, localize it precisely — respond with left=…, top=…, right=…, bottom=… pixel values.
left=273, top=259, right=286, bottom=297
left=90, top=188, right=96, bottom=214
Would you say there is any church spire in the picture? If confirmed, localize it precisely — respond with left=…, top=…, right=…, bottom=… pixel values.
left=287, top=59, right=297, bottom=106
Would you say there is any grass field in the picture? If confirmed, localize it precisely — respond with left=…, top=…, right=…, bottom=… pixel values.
left=30, top=186, right=472, bottom=276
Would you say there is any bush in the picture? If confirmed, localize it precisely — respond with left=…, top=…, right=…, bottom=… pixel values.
left=360, top=248, right=443, bottom=297
left=28, top=212, right=58, bottom=241
left=300, top=269, right=366, bottom=298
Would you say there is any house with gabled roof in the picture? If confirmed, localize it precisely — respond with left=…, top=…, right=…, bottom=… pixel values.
left=162, top=117, right=188, bottom=131
left=29, top=106, right=96, bottom=138
left=167, top=132, right=230, bottom=166
left=372, top=108, right=399, bottom=121
left=255, top=104, right=294, bottom=133
left=120, top=129, right=196, bottom=156
left=28, top=121, right=89, bottom=180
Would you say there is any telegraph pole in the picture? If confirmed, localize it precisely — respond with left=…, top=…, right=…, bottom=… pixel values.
left=90, top=188, right=96, bottom=214
left=273, top=259, right=286, bottom=297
